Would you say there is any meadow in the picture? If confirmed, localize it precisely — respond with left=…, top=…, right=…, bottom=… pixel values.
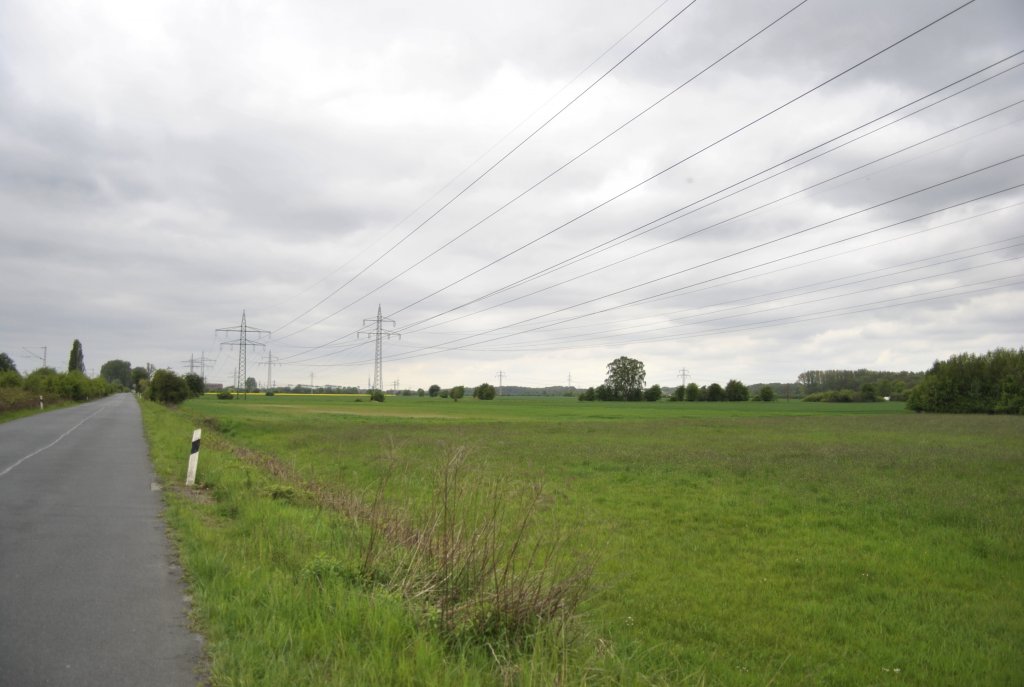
left=141, top=394, right=1024, bottom=686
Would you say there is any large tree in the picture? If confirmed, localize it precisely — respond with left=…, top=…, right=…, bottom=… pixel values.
left=724, top=379, right=749, bottom=402
left=131, top=366, right=150, bottom=388
left=148, top=369, right=189, bottom=405
left=184, top=373, right=205, bottom=398
left=68, top=339, right=85, bottom=373
left=0, top=352, right=17, bottom=374
left=100, top=359, right=132, bottom=387
left=473, top=382, right=496, bottom=400
left=706, top=383, right=725, bottom=402
left=605, top=356, right=646, bottom=401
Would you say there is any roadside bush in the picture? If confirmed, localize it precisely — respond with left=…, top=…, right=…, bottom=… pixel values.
left=0, top=388, right=53, bottom=413
left=149, top=369, right=190, bottom=405
left=0, top=370, right=22, bottom=388
left=23, top=367, right=58, bottom=394
left=370, top=390, right=385, bottom=402
left=184, top=373, right=205, bottom=398
left=217, top=390, right=234, bottom=400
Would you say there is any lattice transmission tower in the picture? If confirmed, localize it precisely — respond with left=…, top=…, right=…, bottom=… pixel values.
left=216, top=310, right=269, bottom=396
left=358, top=305, right=399, bottom=393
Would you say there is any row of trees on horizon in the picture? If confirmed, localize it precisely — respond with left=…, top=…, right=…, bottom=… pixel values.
left=3, top=344, right=1020, bottom=414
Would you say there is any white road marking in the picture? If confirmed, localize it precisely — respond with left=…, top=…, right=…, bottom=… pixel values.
left=0, top=400, right=115, bottom=479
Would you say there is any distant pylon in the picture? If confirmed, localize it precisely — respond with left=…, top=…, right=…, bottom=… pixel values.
left=358, top=305, right=399, bottom=393
left=261, top=350, right=280, bottom=391
left=216, top=310, right=269, bottom=397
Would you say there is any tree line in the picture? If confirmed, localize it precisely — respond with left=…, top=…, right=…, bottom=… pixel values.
left=908, top=347, right=1023, bottom=414
left=0, top=340, right=117, bottom=412
left=575, top=357, right=768, bottom=403
left=796, top=368, right=923, bottom=398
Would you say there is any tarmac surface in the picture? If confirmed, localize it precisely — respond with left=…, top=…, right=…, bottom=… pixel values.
left=0, top=395, right=202, bottom=686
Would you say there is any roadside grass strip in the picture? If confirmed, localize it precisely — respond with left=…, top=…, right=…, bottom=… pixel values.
left=142, top=395, right=1024, bottom=685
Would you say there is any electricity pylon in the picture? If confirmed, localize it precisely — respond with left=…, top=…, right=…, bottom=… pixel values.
left=261, top=350, right=280, bottom=391
left=358, top=305, right=399, bottom=393
left=216, top=310, right=269, bottom=397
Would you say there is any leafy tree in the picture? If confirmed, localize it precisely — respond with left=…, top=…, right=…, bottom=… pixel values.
left=644, top=384, right=663, bottom=402
left=439, top=389, right=449, bottom=398
left=370, top=390, right=385, bottom=402
left=706, top=383, right=725, bottom=402
left=578, top=387, right=596, bottom=401
left=245, top=376, right=258, bottom=392
left=474, top=382, right=496, bottom=400
left=131, top=366, right=150, bottom=388
left=148, top=369, right=189, bottom=405
left=908, top=347, right=1023, bottom=414
left=876, top=379, right=892, bottom=398
left=100, top=359, right=132, bottom=387
left=759, top=385, right=775, bottom=402
left=184, top=373, right=205, bottom=398
left=417, top=388, right=425, bottom=397
left=450, top=385, right=465, bottom=402
left=428, top=384, right=441, bottom=397
left=685, top=382, right=700, bottom=402
left=860, top=382, right=877, bottom=402
left=23, top=367, right=58, bottom=393
left=605, top=356, right=646, bottom=401
left=0, top=352, right=17, bottom=374
left=724, top=379, right=749, bottom=402
left=68, top=339, right=85, bottom=374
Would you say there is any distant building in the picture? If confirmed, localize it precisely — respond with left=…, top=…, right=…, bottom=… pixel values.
left=205, top=383, right=224, bottom=391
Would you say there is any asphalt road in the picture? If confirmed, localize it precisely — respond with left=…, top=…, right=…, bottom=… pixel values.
left=0, top=394, right=202, bottom=686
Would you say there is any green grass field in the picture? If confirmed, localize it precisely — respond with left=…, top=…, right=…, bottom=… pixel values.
left=141, top=394, right=1024, bottom=686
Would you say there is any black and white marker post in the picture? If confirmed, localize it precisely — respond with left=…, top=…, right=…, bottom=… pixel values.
left=186, top=428, right=201, bottom=486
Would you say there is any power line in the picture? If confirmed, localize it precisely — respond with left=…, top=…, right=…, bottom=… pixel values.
left=271, top=0, right=701, bottom=340
left=261, top=0, right=678, bottom=316
left=399, top=90, right=1024, bottom=336
left=363, top=174, right=1024, bottom=364
left=270, top=0, right=991, bottom=372
left=311, top=0, right=811, bottom=328
left=375, top=0, right=981, bottom=325
left=376, top=3, right=1000, bottom=340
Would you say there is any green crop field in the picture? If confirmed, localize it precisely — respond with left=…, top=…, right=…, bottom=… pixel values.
left=141, top=394, right=1024, bottom=686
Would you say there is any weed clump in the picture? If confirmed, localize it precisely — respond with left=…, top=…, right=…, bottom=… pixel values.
left=362, top=445, right=593, bottom=643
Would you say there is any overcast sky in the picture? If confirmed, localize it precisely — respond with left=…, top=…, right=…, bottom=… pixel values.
left=2, top=0, right=1022, bottom=390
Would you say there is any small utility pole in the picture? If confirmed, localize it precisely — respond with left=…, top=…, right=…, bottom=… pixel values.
left=22, top=346, right=47, bottom=370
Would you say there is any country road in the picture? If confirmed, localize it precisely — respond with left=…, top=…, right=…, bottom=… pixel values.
left=0, top=394, right=202, bottom=686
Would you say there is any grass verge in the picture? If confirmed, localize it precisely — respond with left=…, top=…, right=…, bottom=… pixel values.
left=144, top=394, right=1024, bottom=685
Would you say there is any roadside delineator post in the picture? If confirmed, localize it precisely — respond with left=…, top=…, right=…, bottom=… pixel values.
left=38, top=395, right=44, bottom=410
left=186, top=429, right=201, bottom=486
